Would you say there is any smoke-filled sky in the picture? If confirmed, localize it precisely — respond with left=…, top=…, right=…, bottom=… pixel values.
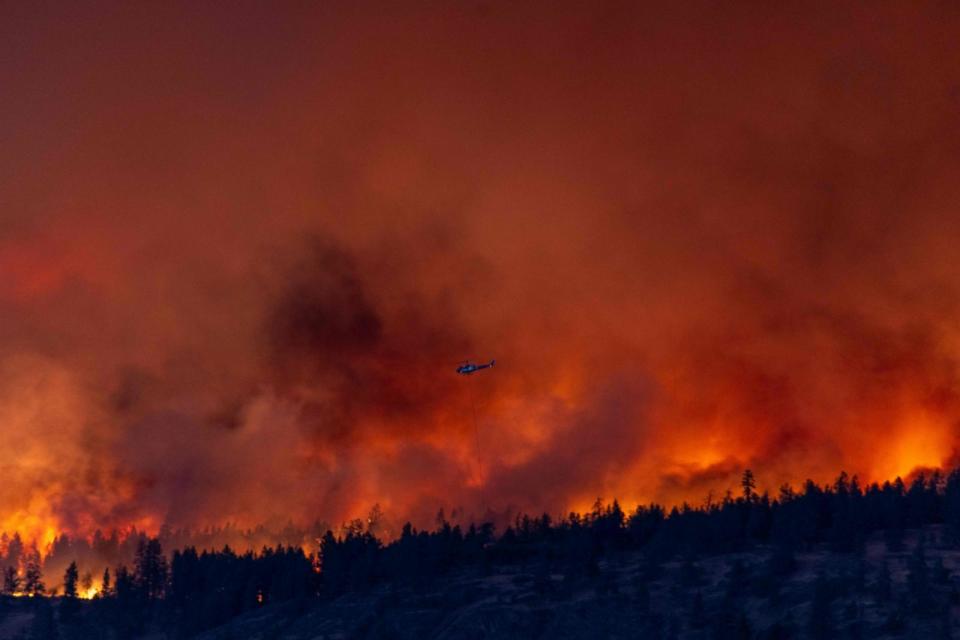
left=4, top=1, right=960, bottom=542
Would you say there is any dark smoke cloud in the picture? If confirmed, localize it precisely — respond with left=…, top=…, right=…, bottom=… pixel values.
left=2, top=1, right=960, bottom=540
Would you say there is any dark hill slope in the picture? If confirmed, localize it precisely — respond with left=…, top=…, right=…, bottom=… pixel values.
left=193, top=527, right=958, bottom=640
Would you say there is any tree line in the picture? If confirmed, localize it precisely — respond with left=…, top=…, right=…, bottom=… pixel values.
left=8, top=467, right=960, bottom=638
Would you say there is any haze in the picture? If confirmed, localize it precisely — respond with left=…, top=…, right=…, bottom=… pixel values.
left=3, top=2, right=960, bottom=544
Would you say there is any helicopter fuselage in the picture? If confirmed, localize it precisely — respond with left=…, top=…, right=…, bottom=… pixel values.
left=456, top=360, right=495, bottom=375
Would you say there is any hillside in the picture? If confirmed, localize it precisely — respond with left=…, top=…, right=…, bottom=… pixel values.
left=184, top=527, right=956, bottom=640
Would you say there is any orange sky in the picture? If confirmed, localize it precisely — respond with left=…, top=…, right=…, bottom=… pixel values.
left=3, top=1, right=960, bottom=542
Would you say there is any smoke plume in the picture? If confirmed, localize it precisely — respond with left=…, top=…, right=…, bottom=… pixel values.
left=2, top=1, right=960, bottom=542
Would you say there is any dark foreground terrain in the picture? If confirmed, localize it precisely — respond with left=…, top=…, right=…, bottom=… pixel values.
left=2, top=527, right=960, bottom=639
left=187, top=527, right=960, bottom=639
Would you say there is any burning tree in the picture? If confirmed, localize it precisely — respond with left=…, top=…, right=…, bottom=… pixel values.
left=62, top=561, right=79, bottom=599
left=1, top=565, right=19, bottom=595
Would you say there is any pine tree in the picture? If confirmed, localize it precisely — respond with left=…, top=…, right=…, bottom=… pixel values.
left=134, top=537, right=168, bottom=600
left=945, top=469, right=960, bottom=544
left=113, top=565, right=145, bottom=637
left=6, top=533, right=23, bottom=571
left=741, top=469, right=757, bottom=502
left=23, top=551, right=44, bottom=596
left=2, top=565, right=19, bottom=595
left=63, top=561, right=79, bottom=599
left=60, top=561, right=80, bottom=624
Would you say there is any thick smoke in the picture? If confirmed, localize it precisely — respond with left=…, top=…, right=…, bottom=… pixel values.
left=2, top=2, right=960, bottom=542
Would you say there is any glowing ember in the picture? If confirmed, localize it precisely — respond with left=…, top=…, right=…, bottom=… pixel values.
left=80, top=586, right=100, bottom=600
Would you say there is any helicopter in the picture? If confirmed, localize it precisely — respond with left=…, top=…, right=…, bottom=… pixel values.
left=456, top=359, right=495, bottom=375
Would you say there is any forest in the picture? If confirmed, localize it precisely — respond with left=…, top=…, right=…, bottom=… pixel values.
left=4, top=468, right=960, bottom=638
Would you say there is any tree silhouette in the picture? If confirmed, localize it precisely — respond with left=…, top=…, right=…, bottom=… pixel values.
left=5, top=533, right=23, bottom=573
left=1, top=565, right=19, bottom=595
left=60, top=561, right=80, bottom=625
left=134, top=537, right=168, bottom=601
left=112, top=564, right=143, bottom=637
left=23, top=551, right=44, bottom=596
left=741, top=469, right=757, bottom=502
left=15, top=464, right=960, bottom=637
left=62, top=561, right=79, bottom=599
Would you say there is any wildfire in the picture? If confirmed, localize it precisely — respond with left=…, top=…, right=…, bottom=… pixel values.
left=0, top=0, right=958, bottom=590
left=876, top=413, right=951, bottom=482
left=0, top=513, right=59, bottom=556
